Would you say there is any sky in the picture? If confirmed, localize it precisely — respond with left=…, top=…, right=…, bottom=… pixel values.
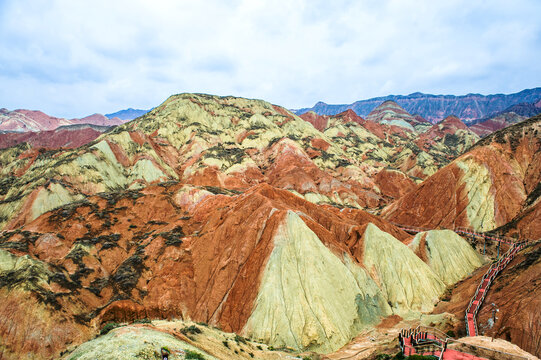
left=0, top=0, right=540, bottom=118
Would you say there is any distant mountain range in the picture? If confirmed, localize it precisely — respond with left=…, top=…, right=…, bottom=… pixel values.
left=105, top=108, right=149, bottom=120
left=295, top=87, right=541, bottom=123
left=468, top=99, right=541, bottom=136
left=0, top=108, right=126, bottom=133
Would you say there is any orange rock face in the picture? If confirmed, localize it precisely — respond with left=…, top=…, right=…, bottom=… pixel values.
left=374, top=168, right=417, bottom=201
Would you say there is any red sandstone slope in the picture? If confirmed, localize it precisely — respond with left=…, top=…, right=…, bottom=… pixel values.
left=0, top=125, right=109, bottom=149
left=299, top=111, right=329, bottom=131
left=0, top=182, right=408, bottom=359
left=383, top=114, right=541, bottom=233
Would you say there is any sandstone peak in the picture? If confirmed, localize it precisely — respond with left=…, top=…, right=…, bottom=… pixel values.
left=299, top=111, right=328, bottom=131
left=332, top=109, right=365, bottom=125
left=366, top=100, right=420, bottom=132
left=439, top=115, right=468, bottom=130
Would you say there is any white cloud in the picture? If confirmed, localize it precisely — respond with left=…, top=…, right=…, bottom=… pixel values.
left=0, top=0, right=540, bottom=117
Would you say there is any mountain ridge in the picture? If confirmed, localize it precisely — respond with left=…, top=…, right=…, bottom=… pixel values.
left=295, top=87, right=541, bottom=123
left=105, top=108, right=150, bottom=120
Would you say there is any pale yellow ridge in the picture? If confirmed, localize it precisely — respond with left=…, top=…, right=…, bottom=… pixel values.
left=409, top=230, right=484, bottom=285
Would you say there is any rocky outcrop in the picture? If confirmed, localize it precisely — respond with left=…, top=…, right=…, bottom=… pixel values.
left=63, top=325, right=217, bottom=360
left=62, top=320, right=299, bottom=360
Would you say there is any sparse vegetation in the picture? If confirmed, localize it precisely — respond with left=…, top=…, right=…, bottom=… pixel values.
left=100, top=322, right=122, bottom=335
left=181, top=325, right=202, bottom=335
left=234, top=334, right=247, bottom=344
left=185, top=349, right=205, bottom=359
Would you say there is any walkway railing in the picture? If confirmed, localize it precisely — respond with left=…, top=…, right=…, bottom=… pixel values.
left=455, top=227, right=517, bottom=245
left=390, top=221, right=530, bottom=245
left=399, top=327, right=529, bottom=360
left=465, top=241, right=528, bottom=336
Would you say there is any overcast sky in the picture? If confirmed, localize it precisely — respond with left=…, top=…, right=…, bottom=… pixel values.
left=1, top=0, right=540, bottom=118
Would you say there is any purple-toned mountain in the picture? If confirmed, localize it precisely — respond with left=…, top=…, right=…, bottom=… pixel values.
left=469, top=100, right=541, bottom=137
left=295, top=87, right=541, bottom=124
left=105, top=108, right=149, bottom=121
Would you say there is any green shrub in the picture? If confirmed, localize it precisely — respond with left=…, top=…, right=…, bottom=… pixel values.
left=234, top=334, right=247, bottom=344
left=100, top=322, right=121, bottom=335
left=185, top=349, right=205, bottom=359
left=181, top=325, right=202, bottom=335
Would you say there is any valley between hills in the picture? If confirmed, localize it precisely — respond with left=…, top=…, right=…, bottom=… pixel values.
left=0, top=93, right=539, bottom=360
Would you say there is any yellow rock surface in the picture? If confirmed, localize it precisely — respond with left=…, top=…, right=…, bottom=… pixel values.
left=62, top=326, right=217, bottom=360
left=409, top=230, right=484, bottom=285
left=362, top=223, right=446, bottom=314
left=243, top=211, right=389, bottom=353
left=30, top=183, right=84, bottom=221
left=456, top=158, right=497, bottom=231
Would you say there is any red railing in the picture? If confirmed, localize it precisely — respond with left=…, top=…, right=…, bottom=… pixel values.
left=390, top=222, right=529, bottom=245
left=399, top=326, right=530, bottom=360
left=465, top=241, right=528, bottom=336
